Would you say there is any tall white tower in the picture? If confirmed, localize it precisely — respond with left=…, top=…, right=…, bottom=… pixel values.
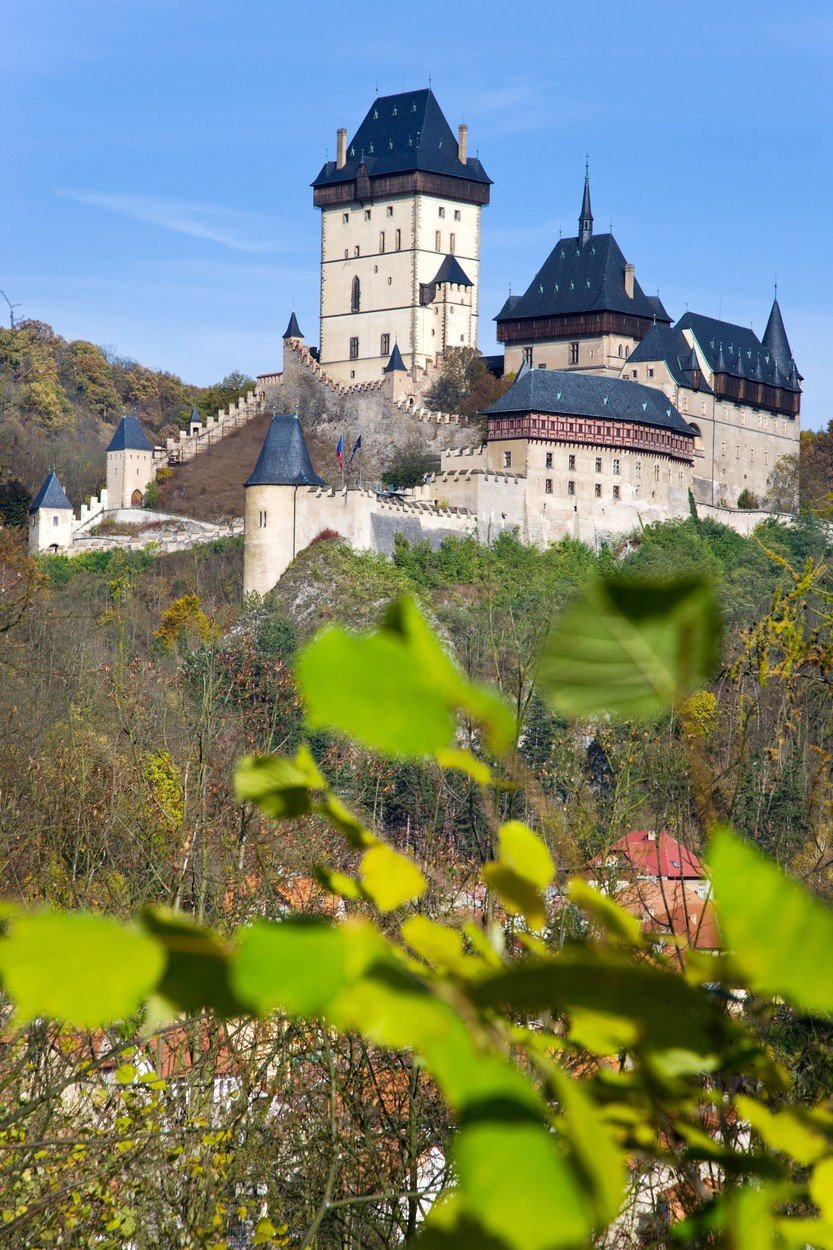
left=312, top=88, right=491, bottom=384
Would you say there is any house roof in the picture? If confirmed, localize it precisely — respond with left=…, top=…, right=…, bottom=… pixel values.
left=431, top=254, right=473, bottom=286
left=383, top=343, right=407, bottom=373
left=245, top=413, right=326, bottom=488
left=283, top=311, right=303, bottom=340
left=595, top=830, right=705, bottom=879
left=483, top=368, right=694, bottom=437
left=616, top=879, right=720, bottom=950
left=494, top=232, right=669, bottom=325
left=29, top=471, right=72, bottom=513
left=312, top=88, right=491, bottom=189
left=628, top=325, right=713, bottom=392
left=676, top=311, right=800, bottom=391
left=106, top=413, right=153, bottom=453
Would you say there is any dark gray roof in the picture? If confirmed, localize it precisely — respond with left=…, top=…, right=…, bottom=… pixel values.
left=190, top=405, right=202, bottom=424
left=245, top=414, right=326, bottom=488
left=312, top=89, right=490, bottom=189
left=676, top=312, right=799, bottom=391
left=761, top=297, right=793, bottom=369
left=29, top=471, right=72, bottom=513
left=627, top=325, right=713, bottom=392
left=107, top=413, right=153, bottom=453
left=494, top=232, right=668, bottom=324
left=431, top=254, right=473, bottom=286
left=647, top=293, right=672, bottom=321
left=484, top=369, right=694, bottom=438
left=579, top=172, right=593, bottom=245
left=383, top=343, right=407, bottom=372
left=283, top=311, right=303, bottom=339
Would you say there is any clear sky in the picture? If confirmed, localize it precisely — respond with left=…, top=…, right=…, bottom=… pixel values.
left=3, top=0, right=831, bottom=427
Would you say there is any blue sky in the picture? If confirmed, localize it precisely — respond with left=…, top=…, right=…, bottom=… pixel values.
left=3, top=0, right=832, bottom=428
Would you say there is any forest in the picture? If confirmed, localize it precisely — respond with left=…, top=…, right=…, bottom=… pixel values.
left=2, top=502, right=833, bottom=1246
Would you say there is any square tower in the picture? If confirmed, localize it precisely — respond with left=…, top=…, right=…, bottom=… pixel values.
left=312, top=89, right=491, bottom=384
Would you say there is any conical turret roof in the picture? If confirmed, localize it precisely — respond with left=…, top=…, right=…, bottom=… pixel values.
left=29, top=471, right=72, bottom=513
left=283, top=311, right=303, bottom=340
left=579, top=167, right=593, bottom=245
left=762, top=297, right=793, bottom=368
left=383, top=343, right=407, bottom=372
left=245, top=413, right=326, bottom=487
left=107, top=413, right=153, bottom=453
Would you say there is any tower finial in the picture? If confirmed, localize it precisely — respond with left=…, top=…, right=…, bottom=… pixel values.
left=579, top=163, right=593, bottom=246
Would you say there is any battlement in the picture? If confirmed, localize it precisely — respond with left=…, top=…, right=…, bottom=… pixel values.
left=164, top=391, right=262, bottom=465
left=72, top=488, right=109, bottom=533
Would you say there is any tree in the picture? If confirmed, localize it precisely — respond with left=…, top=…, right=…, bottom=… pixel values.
left=765, top=452, right=800, bottom=512
left=737, top=486, right=760, bottom=509
left=381, top=440, right=439, bottom=489
left=0, top=478, right=31, bottom=528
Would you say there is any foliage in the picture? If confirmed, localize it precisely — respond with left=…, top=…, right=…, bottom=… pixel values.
left=737, top=487, right=761, bottom=509
left=0, top=478, right=31, bottom=528
left=143, top=479, right=161, bottom=508
left=8, top=578, right=833, bottom=1247
left=154, top=593, right=217, bottom=651
left=423, top=347, right=513, bottom=425
left=381, top=439, right=439, bottom=489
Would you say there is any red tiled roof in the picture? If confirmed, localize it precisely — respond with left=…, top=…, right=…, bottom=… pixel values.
left=594, top=831, right=705, bottom=880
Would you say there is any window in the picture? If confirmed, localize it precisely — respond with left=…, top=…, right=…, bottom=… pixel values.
left=594, top=483, right=601, bottom=498
left=569, top=342, right=579, bottom=365
left=635, top=460, right=642, bottom=479
left=354, top=244, right=360, bottom=257
left=545, top=452, right=553, bottom=469
left=764, top=451, right=769, bottom=466
left=523, top=346, right=533, bottom=366
left=654, top=464, right=660, bottom=481
left=567, top=480, right=575, bottom=496
left=618, top=344, right=623, bottom=358
left=647, top=367, right=654, bottom=378
left=449, top=233, right=456, bottom=254
left=379, top=231, right=385, bottom=253
left=351, top=276, right=361, bottom=312
left=438, top=206, right=445, bottom=218
left=678, top=470, right=684, bottom=486
left=349, top=337, right=359, bottom=359
left=721, top=442, right=726, bottom=457
left=612, top=458, right=621, bottom=475
left=454, top=209, right=461, bottom=221
left=612, top=485, right=620, bottom=500
left=395, top=229, right=401, bottom=250
left=568, top=454, right=576, bottom=470
left=342, top=212, right=349, bottom=224
left=545, top=479, right=553, bottom=494
left=344, top=248, right=349, bottom=259
left=750, top=448, right=755, bottom=463
left=632, top=369, right=638, bottom=379
left=364, top=209, right=371, bottom=220
left=503, top=450, right=512, bottom=469
left=435, top=231, right=442, bottom=250
left=381, top=333, right=390, bottom=355
left=595, top=457, right=602, bottom=473
left=386, top=205, right=393, bottom=217
left=258, top=509, right=267, bottom=528
left=53, top=515, right=59, bottom=526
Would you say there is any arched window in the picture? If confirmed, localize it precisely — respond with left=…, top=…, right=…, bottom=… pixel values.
left=618, top=344, right=623, bottom=358
left=688, top=422, right=703, bottom=450
left=351, top=276, right=361, bottom=312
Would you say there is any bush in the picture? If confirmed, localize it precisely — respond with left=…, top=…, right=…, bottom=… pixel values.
left=737, top=487, right=760, bottom=509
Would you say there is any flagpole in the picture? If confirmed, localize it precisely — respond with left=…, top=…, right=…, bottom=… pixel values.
left=341, top=428, right=345, bottom=491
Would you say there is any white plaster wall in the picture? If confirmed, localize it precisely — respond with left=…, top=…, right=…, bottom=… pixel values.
left=505, top=334, right=641, bottom=378
left=106, top=449, right=156, bottom=509
left=29, top=507, right=73, bottom=553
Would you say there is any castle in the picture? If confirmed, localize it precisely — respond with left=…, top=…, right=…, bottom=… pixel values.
left=29, top=87, right=802, bottom=594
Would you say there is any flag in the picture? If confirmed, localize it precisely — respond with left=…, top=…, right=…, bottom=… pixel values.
left=349, top=434, right=362, bottom=463
left=336, top=434, right=344, bottom=470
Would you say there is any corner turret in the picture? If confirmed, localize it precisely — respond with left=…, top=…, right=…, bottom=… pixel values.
left=579, top=163, right=594, bottom=247
left=28, top=471, right=73, bottom=554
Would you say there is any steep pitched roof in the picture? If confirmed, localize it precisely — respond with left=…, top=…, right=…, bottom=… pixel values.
left=431, top=254, right=473, bottom=286
left=761, top=297, right=793, bottom=368
left=312, top=88, right=491, bottom=189
left=628, top=325, right=713, bottom=392
left=245, top=413, right=326, bottom=488
left=676, top=312, right=799, bottom=391
left=383, top=343, right=407, bottom=372
left=29, top=471, right=72, bottom=513
left=598, top=831, right=705, bottom=879
left=283, top=311, right=303, bottom=340
left=484, top=368, right=693, bottom=437
left=494, top=232, right=668, bottom=325
left=190, top=405, right=202, bottom=424
left=106, top=413, right=153, bottom=453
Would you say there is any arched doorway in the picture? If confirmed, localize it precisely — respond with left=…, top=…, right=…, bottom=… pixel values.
left=131, top=489, right=143, bottom=506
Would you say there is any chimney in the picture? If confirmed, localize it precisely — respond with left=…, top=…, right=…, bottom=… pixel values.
left=624, top=263, right=635, bottom=299
left=336, top=127, right=347, bottom=169
left=458, top=123, right=468, bottom=165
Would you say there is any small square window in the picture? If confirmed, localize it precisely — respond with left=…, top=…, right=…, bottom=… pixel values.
left=349, top=337, right=359, bottom=360
left=545, top=452, right=553, bottom=469
left=612, top=459, right=621, bottom=475
left=364, top=209, right=371, bottom=220
left=342, top=212, right=349, bottom=224
left=595, top=457, right=602, bottom=472
left=454, top=209, right=461, bottom=221
left=594, top=483, right=601, bottom=497
left=503, top=450, right=512, bottom=469
left=567, top=480, right=575, bottom=496
left=568, top=454, right=576, bottom=470
left=438, top=206, right=445, bottom=218
left=354, top=245, right=360, bottom=257
left=612, top=485, right=620, bottom=500
left=386, top=205, right=393, bottom=216
left=647, top=367, right=654, bottom=378
left=545, top=479, right=553, bottom=494
left=53, top=515, right=59, bottom=526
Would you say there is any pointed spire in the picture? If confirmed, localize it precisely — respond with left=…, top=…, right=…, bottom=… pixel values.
left=716, top=341, right=727, bottom=373
left=383, top=342, right=407, bottom=372
left=283, top=311, right=303, bottom=340
left=29, top=471, right=72, bottom=514
left=578, top=160, right=593, bottom=246
left=190, top=404, right=201, bottom=425
left=245, top=413, right=326, bottom=487
left=761, top=295, right=792, bottom=368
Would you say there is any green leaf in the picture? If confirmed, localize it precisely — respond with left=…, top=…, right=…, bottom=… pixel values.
left=496, top=821, right=554, bottom=890
left=435, top=747, right=492, bottom=785
left=548, top=1066, right=626, bottom=1224
left=710, top=827, right=833, bottom=1016
left=0, top=911, right=164, bottom=1027
left=736, top=1095, right=829, bottom=1165
left=568, top=878, right=645, bottom=947
left=401, top=915, right=469, bottom=973
left=234, top=752, right=317, bottom=818
left=316, top=792, right=377, bottom=849
left=470, top=950, right=731, bottom=1055
left=484, top=864, right=547, bottom=930
left=232, top=919, right=367, bottom=1017
left=360, top=844, right=427, bottom=912
left=139, top=907, right=244, bottom=1019
left=537, top=576, right=721, bottom=721
left=296, top=624, right=455, bottom=756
